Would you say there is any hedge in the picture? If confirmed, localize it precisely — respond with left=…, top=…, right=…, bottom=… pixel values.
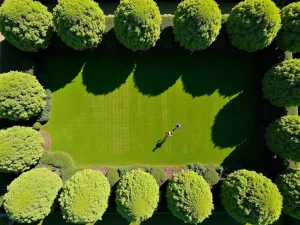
left=167, top=170, right=213, bottom=224
left=59, top=169, right=110, bottom=224
left=220, top=170, right=283, bottom=225
left=53, top=0, right=105, bottom=51
left=114, top=0, right=162, bottom=51
left=146, top=167, right=168, bottom=186
left=4, top=168, right=63, bottom=223
left=36, top=151, right=81, bottom=183
left=37, top=89, right=52, bottom=124
left=266, top=115, right=300, bottom=161
left=187, top=164, right=220, bottom=187
left=116, top=170, right=159, bottom=222
left=173, top=0, right=222, bottom=51
left=227, top=0, right=281, bottom=52
left=106, top=168, right=120, bottom=187
left=0, top=126, right=44, bottom=173
left=276, top=169, right=300, bottom=220
left=263, top=59, right=300, bottom=107
left=0, top=71, right=46, bottom=121
left=0, top=0, right=53, bottom=52
left=278, top=2, right=300, bottom=53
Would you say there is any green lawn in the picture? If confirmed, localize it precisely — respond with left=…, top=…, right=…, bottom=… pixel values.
left=40, top=39, right=259, bottom=167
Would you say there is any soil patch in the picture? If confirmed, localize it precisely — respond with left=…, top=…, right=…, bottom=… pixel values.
left=41, top=130, right=51, bottom=151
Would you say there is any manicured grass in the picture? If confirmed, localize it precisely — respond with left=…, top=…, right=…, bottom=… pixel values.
left=40, top=38, right=259, bottom=167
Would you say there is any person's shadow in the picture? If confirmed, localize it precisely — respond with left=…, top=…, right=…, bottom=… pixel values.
left=152, top=138, right=167, bottom=152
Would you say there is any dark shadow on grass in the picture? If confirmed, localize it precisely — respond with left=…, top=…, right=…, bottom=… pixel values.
left=211, top=93, right=258, bottom=148
left=82, top=51, right=135, bottom=95
left=133, top=51, right=181, bottom=96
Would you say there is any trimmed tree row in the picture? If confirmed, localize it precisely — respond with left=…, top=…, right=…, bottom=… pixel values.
left=1, top=0, right=300, bottom=52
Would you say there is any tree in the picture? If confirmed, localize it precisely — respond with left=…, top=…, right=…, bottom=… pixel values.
left=114, top=0, right=162, bottom=51
left=263, top=59, right=300, bottom=107
left=173, top=0, right=222, bottom=51
left=53, top=0, right=105, bottom=51
left=167, top=170, right=213, bottom=224
left=266, top=115, right=300, bottom=161
left=276, top=169, right=300, bottom=220
left=220, top=169, right=283, bottom=225
left=0, top=0, right=53, bottom=52
left=278, top=2, right=300, bottom=52
left=4, top=168, right=63, bottom=223
left=116, top=170, right=159, bottom=222
left=0, top=126, right=44, bottom=173
left=0, top=71, right=46, bottom=121
left=59, top=169, right=110, bottom=224
left=227, top=0, right=281, bottom=52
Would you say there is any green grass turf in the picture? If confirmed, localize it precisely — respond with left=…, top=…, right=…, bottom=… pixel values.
left=40, top=38, right=260, bottom=167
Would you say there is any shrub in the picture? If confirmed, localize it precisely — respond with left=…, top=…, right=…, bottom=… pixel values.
left=263, top=59, right=300, bottom=107
left=0, top=126, right=44, bottom=173
left=59, top=169, right=110, bottom=224
left=146, top=167, right=167, bottom=186
left=173, top=0, right=222, bottom=51
left=114, top=0, right=162, bottom=51
left=0, top=0, right=53, bottom=52
left=36, top=151, right=80, bottom=183
left=278, top=3, right=300, bottom=52
left=0, top=71, right=46, bottom=121
left=188, top=164, right=220, bottom=187
left=161, top=14, right=173, bottom=30
left=33, top=122, right=41, bottom=131
left=276, top=169, right=300, bottom=219
left=106, top=168, right=120, bottom=187
left=53, top=0, right=105, bottom=51
left=118, top=165, right=141, bottom=176
left=37, top=89, right=52, bottom=124
left=266, top=116, right=300, bottom=161
left=4, top=168, right=63, bottom=223
left=116, top=170, right=159, bottom=222
left=220, top=170, right=283, bottom=225
left=227, top=0, right=281, bottom=52
left=167, top=170, right=213, bottom=224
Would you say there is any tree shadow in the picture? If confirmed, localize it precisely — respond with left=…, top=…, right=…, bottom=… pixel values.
left=133, top=50, right=182, bottom=96
left=181, top=49, right=256, bottom=97
left=82, top=51, right=135, bottom=95
left=211, top=93, right=258, bottom=148
left=36, top=49, right=86, bottom=91
left=0, top=172, right=18, bottom=212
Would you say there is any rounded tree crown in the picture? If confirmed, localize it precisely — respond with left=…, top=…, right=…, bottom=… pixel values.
left=0, top=0, right=53, bottom=52
left=4, top=168, right=63, bottom=223
left=53, top=0, right=105, bottom=50
left=114, top=0, right=162, bottom=51
left=0, top=71, right=46, bottom=121
left=227, top=0, right=281, bottom=52
left=116, top=170, right=159, bottom=222
left=220, top=169, right=283, bottom=225
left=167, top=170, right=214, bottom=224
left=173, top=0, right=222, bottom=51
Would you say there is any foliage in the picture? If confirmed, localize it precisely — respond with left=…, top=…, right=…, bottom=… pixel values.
left=118, top=166, right=141, bottom=176
left=173, top=0, right=222, bottom=51
left=0, top=71, right=46, bottom=121
left=59, top=169, right=110, bottom=224
left=278, top=2, right=300, bottom=52
left=0, top=0, right=53, bottom=52
left=33, top=122, right=41, bottom=131
left=4, top=168, right=63, bottom=223
left=167, top=170, right=213, bottom=224
left=53, top=0, right=105, bottom=50
left=188, top=164, right=220, bottom=187
left=116, top=170, right=159, bottom=222
left=106, top=168, right=120, bottom=187
left=220, top=169, right=283, bottom=225
left=286, top=106, right=298, bottom=116
left=227, top=0, right=281, bottom=52
left=0, top=126, right=44, bottom=173
left=161, top=14, right=174, bottom=30
left=266, top=116, right=300, bottom=161
left=276, top=169, right=300, bottom=220
left=263, top=59, right=300, bottom=107
left=146, top=167, right=167, bottom=186
left=37, top=89, right=52, bottom=124
left=36, top=151, right=80, bottom=183
left=284, top=159, right=300, bottom=169
left=105, top=15, right=114, bottom=33
left=114, top=0, right=162, bottom=51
